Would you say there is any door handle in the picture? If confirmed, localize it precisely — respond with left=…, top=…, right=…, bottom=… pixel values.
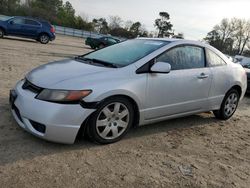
left=197, top=73, right=209, bottom=79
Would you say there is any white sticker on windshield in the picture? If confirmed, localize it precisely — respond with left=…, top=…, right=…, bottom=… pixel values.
left=144, top=41, right=163, bottom=46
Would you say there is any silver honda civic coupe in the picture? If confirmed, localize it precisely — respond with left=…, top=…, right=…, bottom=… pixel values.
left=10, top=38, right=247, bottom=144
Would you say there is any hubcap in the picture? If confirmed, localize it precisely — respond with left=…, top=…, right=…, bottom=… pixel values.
left=40, top=35, right=49, bottom=43
left=0, top=30, right=3, bottom=37
left=96, top=102, right=129, bottom=140
left=224, top=93, right=238, bottom=117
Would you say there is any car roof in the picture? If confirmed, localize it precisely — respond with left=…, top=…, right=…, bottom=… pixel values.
left=13, top=16, right=48, bottom=23
left=138, top=37, right=181, bottom=42
left=137, top=37, right=207, bottom=45
left=138, top=37, right=216, bottom=50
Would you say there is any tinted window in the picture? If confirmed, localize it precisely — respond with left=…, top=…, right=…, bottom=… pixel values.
left=107, top=38, right=117, bottom=43
left=84, top=39, right=170, bottom=66
left=12, top=18, right=25, bottom=24
left=25, top=19, right=40, bottom=26
left=156, top=46, right=205, bottom=70
left=206, top=49, right=226, bottom=67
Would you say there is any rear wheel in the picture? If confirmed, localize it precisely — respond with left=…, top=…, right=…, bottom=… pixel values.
left=213, top=89, right=239, bottom=120
left=0, top=28, right=4, bottom=38
left=39, top=34, right=50, bottom=44
left=87, top=97, right=134, bottom=144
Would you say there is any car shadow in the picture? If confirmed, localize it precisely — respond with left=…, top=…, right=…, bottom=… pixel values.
left=3, top=36, right=38, bottom=43
left=125, top=113, right=217, bottom=141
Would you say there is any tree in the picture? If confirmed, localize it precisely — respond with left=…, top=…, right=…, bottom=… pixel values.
left=109, top=16, right=123, bottom=29
left=154, top=12, right=173, bottom=38
left=204, top=18, right=250, bottom=55
left=129, top=22, right=142, bottom=37
left=75, top=16, right=93, bottom=31
left=109, top=28, right=133, bottom=38
left=124, top=20, right=133, bottom=31
left=92, top=18, right=109, bottom=34
left=0, top=0, right=21, bottom=15
left=232, top=18, right=250, bottom=54
left=173, top=33, right=184, bottom=39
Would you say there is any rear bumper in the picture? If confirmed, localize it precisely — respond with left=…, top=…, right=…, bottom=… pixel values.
left=10, top=80, right=95, bottom=144
left=50, top=34, right=56, bottom=41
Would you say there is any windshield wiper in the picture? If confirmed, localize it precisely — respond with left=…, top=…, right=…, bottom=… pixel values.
left=92, top=58, right=119, bottom=68
left=75, top=56, right=119, bottom=68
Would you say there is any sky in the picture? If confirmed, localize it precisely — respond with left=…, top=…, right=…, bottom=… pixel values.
left=64, top=0, right=250, bottom=40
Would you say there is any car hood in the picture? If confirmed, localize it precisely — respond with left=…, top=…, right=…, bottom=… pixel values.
left=26, top=59, right=112, bottom=88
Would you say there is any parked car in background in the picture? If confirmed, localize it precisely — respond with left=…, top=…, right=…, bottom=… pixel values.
left=234, top=55, right=250, bottom=66
left=224, top=54, right=234, bottom=62
left=85, top=36, right=121, bottom=49
left=0, top=16, right=55, bottom=44
left=10, top=38, right=247, bottom=144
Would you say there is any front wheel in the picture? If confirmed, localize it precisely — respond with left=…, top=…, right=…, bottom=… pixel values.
left=87, top=97, right=134, bottom=144
left=39, top=34, right=50, bottom=44
left=98, top=43, right=105, bottom=49
left=213, top=89, right=240, bottom=120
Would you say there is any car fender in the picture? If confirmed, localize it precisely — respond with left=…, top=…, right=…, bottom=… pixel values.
left=86, top=88, right=143, bottom=109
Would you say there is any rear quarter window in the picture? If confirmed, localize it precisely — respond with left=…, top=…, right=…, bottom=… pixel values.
left=25, top=19, right=40, bottom=26
left=206, top=49, right=226, bottom=67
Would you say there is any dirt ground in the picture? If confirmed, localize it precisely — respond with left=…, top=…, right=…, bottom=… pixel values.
left=0, top=35, right=249, bottom=188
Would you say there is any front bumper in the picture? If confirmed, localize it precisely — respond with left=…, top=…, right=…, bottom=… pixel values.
left=10, top=80, right=95, bottom=144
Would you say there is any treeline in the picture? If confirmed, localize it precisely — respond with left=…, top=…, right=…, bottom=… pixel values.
left=204, top=18, right=250, bottom=56
left=0, top=0, right=183, bottom=39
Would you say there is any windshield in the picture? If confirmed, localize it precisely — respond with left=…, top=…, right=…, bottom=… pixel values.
left=83, top=39, right=170, bottom=67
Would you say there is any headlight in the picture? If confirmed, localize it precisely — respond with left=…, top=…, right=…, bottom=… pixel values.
left=36, top=89, right=92, bottom=103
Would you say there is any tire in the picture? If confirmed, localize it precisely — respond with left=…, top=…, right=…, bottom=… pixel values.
left=0, top=28, right=4, bottom=38
left=39, top=34, right=50, bottom=44
left=213, top=89, right=240, bottom=120
left=98, top=43, right=105, bottom=49
left=87, top=97, right=134, bottom=144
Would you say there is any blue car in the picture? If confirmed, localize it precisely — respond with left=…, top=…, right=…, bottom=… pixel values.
left=0, top=16, right=56, bottom=44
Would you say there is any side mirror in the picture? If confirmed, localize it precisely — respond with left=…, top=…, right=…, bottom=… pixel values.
left=150, top=62, right=171, bottom=74
left=9, top=20, right=14, bottom=25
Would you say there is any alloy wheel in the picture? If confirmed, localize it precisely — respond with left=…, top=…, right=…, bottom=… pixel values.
left=224, top=93, right=238, bottom=117
left=96, top=102, right=129, bottom=140
left=40, top=35, right=49, bottom=44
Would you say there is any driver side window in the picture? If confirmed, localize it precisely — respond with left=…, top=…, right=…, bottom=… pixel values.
left=156, top=45, right=205, bottom=70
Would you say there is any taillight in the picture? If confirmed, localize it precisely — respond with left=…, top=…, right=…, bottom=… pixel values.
left=50, top=26, right=55, bottom=33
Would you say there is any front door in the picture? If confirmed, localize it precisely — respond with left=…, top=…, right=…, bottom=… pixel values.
left=145, top=45, right=212, bottom=120
left=7, top=17, right=25, bottom=36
